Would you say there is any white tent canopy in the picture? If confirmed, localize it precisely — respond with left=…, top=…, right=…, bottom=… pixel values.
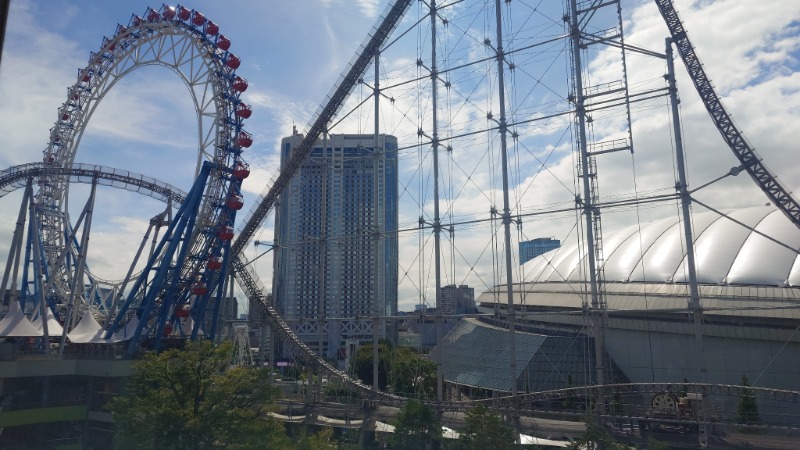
left=32, top=307, right=64, bottom=337
left=67, top=311, right=108, bottom=343
left=0, top=300, right=43, bottom=337
left=111, top=316, right=141, bottom=342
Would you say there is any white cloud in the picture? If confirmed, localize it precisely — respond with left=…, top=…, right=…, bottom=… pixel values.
left=318, top=0, right=381, bottom=19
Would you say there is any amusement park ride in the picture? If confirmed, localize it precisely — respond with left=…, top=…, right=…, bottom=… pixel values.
left=0, top=5, right=252, bottom=357
left=0, top=0, right=799, bottom=436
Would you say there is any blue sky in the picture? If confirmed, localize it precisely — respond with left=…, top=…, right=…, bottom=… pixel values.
left=1, top=0, right=799, bottom=312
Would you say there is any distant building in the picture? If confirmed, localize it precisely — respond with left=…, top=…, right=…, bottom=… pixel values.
left=273, top=131, right=398, bottom=360
left=439, top=284, right=475, bottom=315
left=519, top=237, right=560, bottom=265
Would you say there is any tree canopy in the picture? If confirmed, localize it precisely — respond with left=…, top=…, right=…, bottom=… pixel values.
left=390, top=399, right=442, bottom=449
left=458, top=404, right=516, bottom=449
left=349, top=341, right=436, bottom=398
left=111, top=340, right=290, bottom=449
left=737, top=374, right=760, bottom=424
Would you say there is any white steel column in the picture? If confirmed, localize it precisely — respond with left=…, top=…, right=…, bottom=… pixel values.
left=666, top=38, right=708, bottom=444
left=493, top=0, right=518, bottom=401
left=568, top=0, right=606, bottom=412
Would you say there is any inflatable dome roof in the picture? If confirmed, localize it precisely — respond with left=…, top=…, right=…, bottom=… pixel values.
left=523, top=207, right=800, bottom=287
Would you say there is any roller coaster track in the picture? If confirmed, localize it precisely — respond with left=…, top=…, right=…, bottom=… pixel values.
left=0, top=162, right=186, bottom=204
left=227, top=0, right=413, bottom=403
left=230, top=0, right=412, bottom=257
left=0, top=161, right=402, bottom=402
left=232, top=0, right=800, bottom=403
left=655, top=0, right=800, bottom=229
left=231, top=255, right=403, bottom=403
left=6, top=0, right=794, bottom=410
left=6, top=164, right=800, bottom=422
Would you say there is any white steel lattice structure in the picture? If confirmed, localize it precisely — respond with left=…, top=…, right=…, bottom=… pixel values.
left=231, top=323, right=254, bottom=367
left=36, top=6, right=251, bottom=321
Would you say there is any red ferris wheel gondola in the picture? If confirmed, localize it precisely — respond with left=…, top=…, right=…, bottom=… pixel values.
left=206, top=21, right=219, bottom=36
left=235, top=102, right=252, bottom=119
left=232, top=161, right=250, bottom=179
left=192, top=11, right=206, bottom=26
left=226, top=194, right=243, bottom=211
left=162, top=6, right=176, bottom=20
left=218, top=225, right=234, bottom=241
left=232, top=76, right=248, bottom=93
left=225, top=53, right=240, bottom=70
left=177, top=6, right=191, bottom=21
left=207, top=256, right=223, bottom=270
left=237, top=131, right=253, bottom=148
left=192, top=282, right=207, bottom=296
left=217, top=35, right=231, bottom=51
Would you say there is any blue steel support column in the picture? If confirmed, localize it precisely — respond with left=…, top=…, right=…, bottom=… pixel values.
left=29, top=197, right=50, bottom=351
left=61, top=177, right=97, bottom=353
left=150, top=166, right=212, bottom=351
left=118, top=163, right=212, bottom=356
left=21, top=219, right=35, bottom=309
left=208, top=212, right=237, bottom=340
left=107, top=205, right=184, bottom=338
left=0, top=179, right=32, bottom=311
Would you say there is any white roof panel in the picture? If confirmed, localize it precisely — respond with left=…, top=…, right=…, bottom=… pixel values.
left=727, top=211, right=800, bottom=285
left=523, top=207, right=800, bottom=287
left=604, top=219, right=675, bottom=282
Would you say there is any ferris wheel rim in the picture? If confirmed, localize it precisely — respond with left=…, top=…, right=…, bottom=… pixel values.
left=36, top=5, right=251, bottom=311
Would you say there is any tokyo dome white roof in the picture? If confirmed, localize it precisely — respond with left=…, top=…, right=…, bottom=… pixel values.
left=523, top=207, right=800, bottom=287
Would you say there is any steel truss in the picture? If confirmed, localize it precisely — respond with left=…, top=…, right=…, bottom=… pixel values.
left=655, top=0, right=800, bottom=229
left=1, top=162, right=401, bottom=401
left=19, top=5, right=250, bottom=352
left=6, top=166, right=800, bottom=428
left=3, top=0, right=798, bottom=416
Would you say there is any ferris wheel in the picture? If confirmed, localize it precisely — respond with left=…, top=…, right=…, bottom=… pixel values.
left=32, top=5, right=252, bottom=347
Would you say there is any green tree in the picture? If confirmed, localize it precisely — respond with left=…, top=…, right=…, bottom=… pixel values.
left=737, top=374, right=760, bottom=424
left=293, top=426, right=336, bottom=449
left=391, top=399, right=442, bottom=449
left=458, top=404, right=516, bottom=449
left=111, top=340, right=290, bottom=449
left=391, top=346, right=437, bottom=398
left=647, top=437, right=670, bottom=450
left=350, top=342, right=436, bottom=398
left=350, top=341, right=392, bottom=390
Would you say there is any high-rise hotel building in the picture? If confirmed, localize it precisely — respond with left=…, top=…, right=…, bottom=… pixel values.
left=273, top=131, right=398, bottom=361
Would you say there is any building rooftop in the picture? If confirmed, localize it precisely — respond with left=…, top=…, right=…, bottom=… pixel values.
left=523, top=207, right=800, bottom=287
